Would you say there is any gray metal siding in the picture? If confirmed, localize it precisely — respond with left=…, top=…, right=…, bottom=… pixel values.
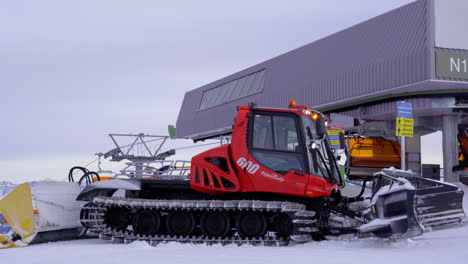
left=177, top=1, right=432, bottom=138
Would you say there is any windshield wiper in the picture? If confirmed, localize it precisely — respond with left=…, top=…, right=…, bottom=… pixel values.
left=306, top=126, right=332, bottom=179
left=314, top=146, right=333, bottom=180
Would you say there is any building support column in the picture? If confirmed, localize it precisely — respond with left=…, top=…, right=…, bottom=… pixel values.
left=406, top=135, right=421, bottom=175
left=442, top=115, right=459, bottom=182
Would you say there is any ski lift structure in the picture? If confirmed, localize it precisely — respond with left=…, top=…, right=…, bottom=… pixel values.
left=96, top=133, right=190, bottom=180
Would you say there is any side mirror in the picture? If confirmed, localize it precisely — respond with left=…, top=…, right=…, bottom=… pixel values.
left=316, top=116, right=327, bottom=138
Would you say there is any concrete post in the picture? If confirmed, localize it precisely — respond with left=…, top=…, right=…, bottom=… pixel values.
left=406, top=135, right=422, bottom=175
left=442, top=115, right=459, bottom=182
left=401, top=137, right=406, bottom=170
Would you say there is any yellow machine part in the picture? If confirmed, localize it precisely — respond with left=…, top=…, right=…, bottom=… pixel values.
left=0, top=183, right=36, bottom=249
left=459, top=134, right=468, bottom=161
left=458, top=134, right=468, bottom=171
left=348, top=137, right=401, bottom=168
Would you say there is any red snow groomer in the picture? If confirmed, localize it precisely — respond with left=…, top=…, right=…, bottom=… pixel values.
left=74, top=102, right=466, bottom=245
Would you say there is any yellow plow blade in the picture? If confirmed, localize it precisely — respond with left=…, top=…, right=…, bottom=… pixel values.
left=0, top=183, right=37, bottom=249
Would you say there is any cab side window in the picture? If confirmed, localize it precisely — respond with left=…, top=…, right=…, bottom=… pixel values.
left=253, top=115, right=274, bottom=149
left=250, top=114, right=305, bottom=174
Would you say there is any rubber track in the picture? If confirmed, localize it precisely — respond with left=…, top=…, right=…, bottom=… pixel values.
left=80, top=197, right=318, bottom=246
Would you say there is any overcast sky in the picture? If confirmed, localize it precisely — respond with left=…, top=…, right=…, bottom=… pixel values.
left=3, top=0, right=441, bottom=183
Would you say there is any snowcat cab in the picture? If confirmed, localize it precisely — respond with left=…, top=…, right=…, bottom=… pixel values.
left=188, top=103, right=343, bottom=199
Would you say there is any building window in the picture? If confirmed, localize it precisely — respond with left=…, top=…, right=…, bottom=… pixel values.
left=199, top=69, right=265, bottom=110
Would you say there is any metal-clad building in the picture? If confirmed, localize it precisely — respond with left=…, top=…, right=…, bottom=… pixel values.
left=176, top=0, right=468, bottom=140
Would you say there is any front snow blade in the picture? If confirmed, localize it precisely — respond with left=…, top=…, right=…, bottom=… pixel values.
left=0, top=181, right=87, bottom=249
left=0, top=183, right=36, bottom=248
left=33, top=181, right=84, bottom=230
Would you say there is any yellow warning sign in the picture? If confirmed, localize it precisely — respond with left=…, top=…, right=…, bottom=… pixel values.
left=327, top=130, right=343, bottom=136
left=396, top=117, right=414, bottom=137
left=327, top=127, right=344, bottom=150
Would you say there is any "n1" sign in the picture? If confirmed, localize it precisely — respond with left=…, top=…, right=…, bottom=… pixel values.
left=436, top=51, right=468, bottom=79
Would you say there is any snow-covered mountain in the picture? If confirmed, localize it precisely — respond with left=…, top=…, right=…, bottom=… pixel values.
left=0, top=181, right=17, bottom=199
left=0, top=180, right=59, bottom=199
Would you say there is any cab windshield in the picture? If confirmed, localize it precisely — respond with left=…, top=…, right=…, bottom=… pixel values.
left=301, top=115, right=341, bottom=183
left=250, top=113, right=306, bottom=175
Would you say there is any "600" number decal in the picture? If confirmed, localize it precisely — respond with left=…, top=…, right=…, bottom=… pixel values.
left=237, top=157, right=260, bottom=174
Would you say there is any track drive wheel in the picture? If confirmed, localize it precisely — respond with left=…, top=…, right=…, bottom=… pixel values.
left=200, top=212, right=231, bottom=237
left=166, top=211, right=196, bottom=236
left=236, top=211, right=267, bottom=238
left=132, top=210, right=161, bottom=235
left=105, top=207, right=131, bottom=230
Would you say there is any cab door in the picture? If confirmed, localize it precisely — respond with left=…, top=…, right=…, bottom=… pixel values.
left=245, top=111, right=310, bottom=196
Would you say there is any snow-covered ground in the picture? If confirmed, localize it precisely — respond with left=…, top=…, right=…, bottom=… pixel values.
left=2, top=227, right=468, bottom=264
left=2, top=183, right=468, bottom=264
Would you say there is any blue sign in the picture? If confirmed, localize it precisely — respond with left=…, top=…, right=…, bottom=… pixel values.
left=397, top=102, right=413, bottom=118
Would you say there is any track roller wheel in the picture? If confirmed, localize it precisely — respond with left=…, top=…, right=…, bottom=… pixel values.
left=105, top=207, right=131, bottom=230
left=200, top=211, right=231, bottom=237
left=166, top=211, right=195, bottom=236
left=132, top=210, right=161, bottom=235
left=274, top=213, right=293, bottom=238
left=236, top=211, right=267, bottom=238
